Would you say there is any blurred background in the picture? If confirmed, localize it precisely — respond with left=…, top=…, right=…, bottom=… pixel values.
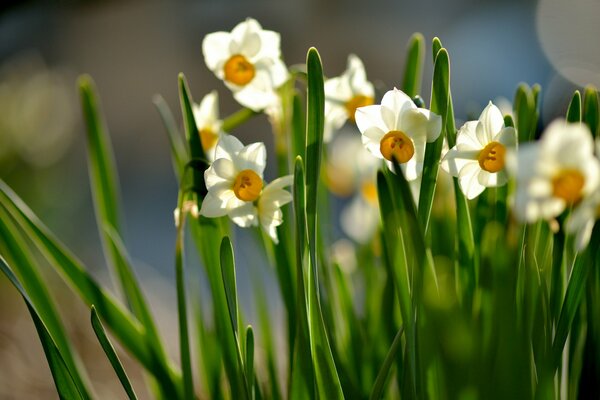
left=0, top=0, right=598, bottom=397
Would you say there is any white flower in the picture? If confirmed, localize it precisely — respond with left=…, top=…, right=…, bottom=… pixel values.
left=193, top=91, right=223, bottom=161
left=202, top=18, right=288, bottom=112
left=355, top=88, right=442, bottom=180
left=200, top=134, right=266, bottom=226
left=513, top=120, right=600, bottom=222
left=199, top=135, right=292, bottom=242
left=566, top=188, right=600, bottom=250
left=324, top=54, right=375, bottom=142
left=441, top=102, right=517, bottom=199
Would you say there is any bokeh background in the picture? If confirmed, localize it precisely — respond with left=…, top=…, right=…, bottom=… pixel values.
left=1, top=0, right=598, bottom=397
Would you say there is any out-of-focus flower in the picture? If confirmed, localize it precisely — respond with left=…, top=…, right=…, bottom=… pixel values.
left=173, top=200, right=200, bottom=228
left=566, top=188, right=600, bottom=250
left=199, top=134, right=292, bottom=242
left=202, top=18, right=288, bottom=112
left=513, top=120, right=600, bottom=222
left=355, top=88, right=441, bottom=180
left=324, top=54, right=375, bottom=142
left=326, top=131, right=380, bottom=243
left=193, top=91, right=223, bottom=161
left=200, top=135, right=266, bottom=223
left=441, top=102, right=516, bottom=199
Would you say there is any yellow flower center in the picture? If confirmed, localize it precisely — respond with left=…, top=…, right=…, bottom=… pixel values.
left=361, top=181, right=378, bottom=205
left=345, top=95, right=374, bottom=122
left=199, top=128, right=218, bottom=152
left=552, top=169, right=585, bottom=204
left=379, top=131, right=414, bottom=163
left=233, top=169, right=263, bottom=202
left=224, top=54, right=255, bottom=86
left=477, top=141, right=506, bottom=173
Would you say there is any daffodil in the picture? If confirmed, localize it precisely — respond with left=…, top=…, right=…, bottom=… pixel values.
left=441, top=102, right=516, bottom=199
left=355, top=88, right=442, bottom=180
left=200, top=134, right=266, bottom=223
left=513, top=120, right=600, bottom=222
left=199, top=134, right=292, bottom=242
left=202, top=18, right=288, bottom=112
left=566, top=188, right=600, bottom=250
left=324, top=54, right=375, bottom=142
left=193, top=91, right=223, bottom=161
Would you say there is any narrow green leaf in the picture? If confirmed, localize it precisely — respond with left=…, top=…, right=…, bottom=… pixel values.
left=179, top=73, right=208, bottom=200
left=245, top=325, right=255, bottom=398
left=402, top=33, right=425, bottom=97
left=419, top=48, right=449, bottom=234
left=91, top=306, right=138, bottom=400
left=0, top=181, right=182, bottom=396
left=514, top=83, right=536, bottom=142
left=305, top=47, right=325, bottom=242
left=292, top=90, right=306, bottom=162
left=566, top=90, right=582, bottom=123
left=432, top=37, right=443, bottom=61
left=0, top=209, right=92, bottom=398
left=290, top=157, right=315, bottom=399
left=0, top=256, right=86, bottom=400
left=583, top=86, right=599, bottom=137
left=220, top=236, right=239, bottom=335
left=153, top=94, right=188, bottom=180
left=369, top=326, right=405, bottom=400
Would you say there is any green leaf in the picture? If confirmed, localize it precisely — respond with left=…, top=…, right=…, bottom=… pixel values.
left=402, top=33, right=425, bottom=97
left=0, top=209, right=92, bottom=398
left=153, top=94, right=188, bottom=181
left=290, top=157, right=315, bottom=400
left=369, top=326, right=405, bottom=400
left=432, top=37, right=443, bottom=60
left=0, top=256, right=86, bottom=400
left=174, top=190, right=194, bottom=399
left=220, top=236, right=239, bottom=335
left=305, top=47, right=325, bottom=242
left=566, top=90, right=582, bottom=123
left=292, top=90, right=306, bottom=162
left=583, top=86, right=599, bottom=137
left=245, top=325, right=255, bottom=398
left=419, top=47, right=450, bottom=234
left=514, top=83, right=537, bottom=142
left=91, top=306, right=138, bottom=400
left=179, top=73, right=209, bottom=200
left=0, top=180, right=182, bottom=397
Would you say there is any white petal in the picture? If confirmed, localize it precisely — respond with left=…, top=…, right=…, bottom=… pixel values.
left=230, top=18, right=262, bottom=57
left=236, top=142, right=267, bottom=175
left=456, top=121, right=482, bottom=151
left=459, top=162, right=485, bottom=199
left=263, top=175, right=293, bottom=193
left=477, top=102, right=504, bottom=144
left=355, top=105, right=388, bottom=135
left=361, top=126, right=386, bottom=159
left=200, top=192, right=228, bottom=218
left=229, top=202, right=259, bottom=228
left=256, top=30, right=281, bottom=61
left=202, top=32, right=232, bottom=72
left=205, top=158, right=236, bottom=189
left=380, top=88, right=415, bottom=121
left=496, top=126, right=517, bottom=147
left=232, top=72, right=279, bottom=111
left=441, top=149, right=478, bottom=177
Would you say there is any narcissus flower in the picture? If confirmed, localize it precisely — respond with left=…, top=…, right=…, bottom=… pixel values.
left=193, top=91, right=223, bottom=161
left=200, top=135, right=266, bottom=223
left=566, top=188, right=600, bottom=250
left=513, top=120, right=600, bottom=222
left=202, top=18, right=288, bottom=112
left=441, top=102, right=516, bottom=199
left=355, top=88, right=442, bottom=180
left=199, top=135, right=292, bottom=242
left=324, top=54, right=375, bottom=142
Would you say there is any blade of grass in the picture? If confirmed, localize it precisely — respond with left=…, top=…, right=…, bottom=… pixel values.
left=418, top=47, right=449, bottom=235
left=245, top=326, right=255, bottom=398
left=369, top=326, right=405, bottom=400
left=514, top=83, right=536, bottom=142
left=583, top=86, right=599, bottom=138
left=566, top=90, right=582, bottom=123
left=153, top=94, right=188, bottom=181
left=402, top=33, right=425, bottom=97
left=0, top=256, right=86, bottom=400
left=0, top=180, right=181, bottom=397
left=305, top=48, right=344, bottom=399
left=0, top=209, right=92, bottom=398
left=91, top=306, right=139, bottom=400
